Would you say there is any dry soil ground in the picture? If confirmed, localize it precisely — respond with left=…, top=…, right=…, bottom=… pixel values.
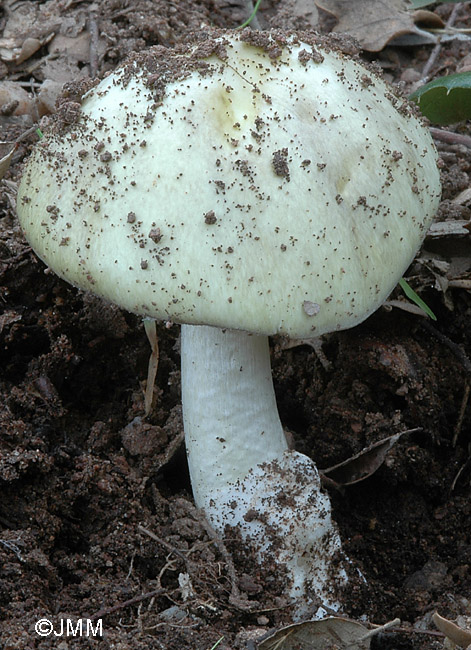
left=1, top=1, right=471, bottom=648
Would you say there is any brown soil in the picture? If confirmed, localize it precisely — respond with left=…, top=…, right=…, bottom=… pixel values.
left=1, top=1, right=470, bottom=648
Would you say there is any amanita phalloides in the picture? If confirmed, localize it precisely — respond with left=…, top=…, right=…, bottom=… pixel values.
left=17, top=29, right=441, bottom=615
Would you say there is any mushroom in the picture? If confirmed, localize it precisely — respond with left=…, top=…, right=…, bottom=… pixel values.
left=16, top=29, right=441, bottom=615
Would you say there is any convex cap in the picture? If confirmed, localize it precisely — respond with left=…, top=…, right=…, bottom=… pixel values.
left=17, top=29, right=441, bottom=338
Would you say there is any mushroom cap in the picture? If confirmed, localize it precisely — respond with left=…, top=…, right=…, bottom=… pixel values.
left=17, top=30, right=441, bottom=338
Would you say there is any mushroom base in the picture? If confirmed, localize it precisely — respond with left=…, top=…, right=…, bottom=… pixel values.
left=207, top=450, right=348, bottom=617
left=181, top=325, right=348, bottom=616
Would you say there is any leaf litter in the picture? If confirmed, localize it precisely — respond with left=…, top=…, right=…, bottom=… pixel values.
left=314, top=0, right=444, bottom=50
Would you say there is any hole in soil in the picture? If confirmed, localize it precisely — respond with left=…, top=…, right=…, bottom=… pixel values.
left=56, top=564, right=83, bottom=586
left=1, top=326, right=51, bottom=382
left=55, top=523, right=90, bottom=555
left=155, top=441, right=191, bottom=497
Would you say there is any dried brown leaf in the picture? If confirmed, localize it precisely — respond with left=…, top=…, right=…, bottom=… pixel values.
left=0, top=37, right=40, bottom=64
left=144, top=319, right=159, bottom=416
left=0, top=0, right=60, bottom=63
left=320, top=429, right=419, bottom=486
left=291, top=0, right=319, bottom=27
left=433, top=612, right=471, bottom=648
left=427, top=221, right=470, bottom=238
left=258, top=617, right=372, bottom=649
left=452, top=188, right=471, bottom=206
left=383, top=299, right=429, bottom=318
left=0, top=144, right=16, bottom=180
left=259, top=617, right=401, bottom=649
left=314, top=0, right=442, bottom=51
left=49, top=32, right=92, bottom=64
left=449, top=279, right=471, bottom=290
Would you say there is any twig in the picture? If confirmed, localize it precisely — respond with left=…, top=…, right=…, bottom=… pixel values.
left=420, top=320, right=471, bottom=378
left=0, top=539, right=23, bottom=562
left=386, top=624, right=445, bottom=639
left=452, top=380, right=470, bottom=446
left=420, top=3, right=462, bottom=83
left=0, top=247, right=32, bottom=265
left=138, top=524, right=188, bottom=564
left=88, top=10, right=100, bottom=78
left=16, top=126, right=39, bottom=143
left=125, top=550, right=136, bottom=580
left=136, top=602, right=143, bottom=634
left=88, top=588, right=165, bottom=621
left=430, top=127, right=471, bottom=149
left=450, top=458, right=470, bottom=491
left=354, top=618, right=401, bottom=645
left=198, top=514, right=257, bottom=611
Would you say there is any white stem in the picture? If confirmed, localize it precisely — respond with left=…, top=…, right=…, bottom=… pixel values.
left=181, top=324, right=288, bottom=510
left=180, top=323, right=350, bottom=617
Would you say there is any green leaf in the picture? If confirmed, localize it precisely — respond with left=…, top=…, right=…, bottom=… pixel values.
left=208, top=639, right=224, bottom=650
left=399, top=278, right=437, bottom=320
left=409, top=0, right=462, bottom=7
left=236, top=0, right=262, bottom=28
left=409, top=71, right=471, bottom=124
